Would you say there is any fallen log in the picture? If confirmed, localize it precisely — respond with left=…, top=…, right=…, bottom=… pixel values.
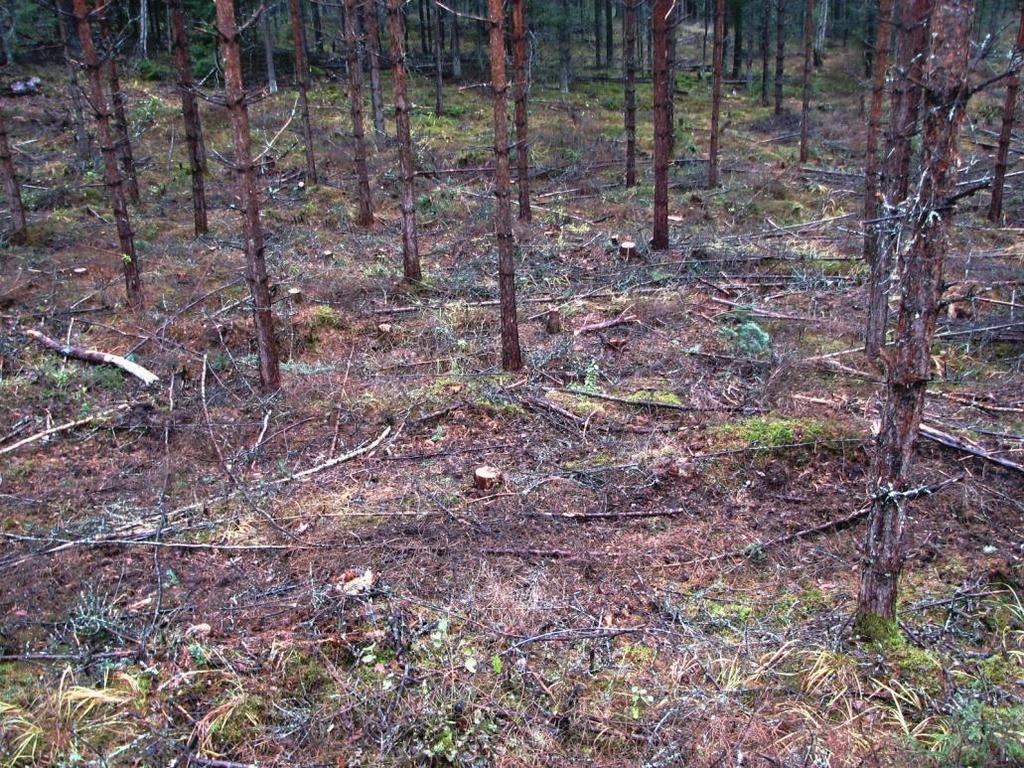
left=23, top=328, right=159, bottom=386
left=920, top=422, right=1024, bottom=475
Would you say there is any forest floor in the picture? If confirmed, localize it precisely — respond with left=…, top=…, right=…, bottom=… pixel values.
left=2, top=28, right=1024, bottom=767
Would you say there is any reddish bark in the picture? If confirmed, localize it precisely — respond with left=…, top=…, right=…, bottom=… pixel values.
left=708, top=0, right=725, bottom=188
left=774, top=0, right=784, bottom=115
left=169, top=0, right=208, bottom=236
left=73, top=0, right=143, bottom=309
left=363, top=0, right=386, bottom=138
left=488, top=0, right=523, bottom=371
left=388, top=0, right=422, bottom=281
left=288, top=0, right=318, bottom=184
left=989, top=8, right=1024, bottom=223
left=345, top=0, right=374, bottom=227
left=799, top=0, right=814, bottom=163
left=0, top=106, right=27, bottom=244
left=215, top=0, right=281, bottom=392
left=862, top=0, right=893, bottom=360
left=512, top=0, right=531, bottom=221
left=624, top=0, right=637, bottom=187
left=99, top=14, right=140, bottom=204
left=857, top=0, right=973, bottom=631
left=651, top=0, right=670, bottom=250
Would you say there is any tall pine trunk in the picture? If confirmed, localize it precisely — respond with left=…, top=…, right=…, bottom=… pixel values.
left=345, top=0, right=374, bottom=226
left=0, top=107, right=27, bottom=244
left=100, top=15, right=140, bottom=203
left=215, top=0, right=281, bottom=392
left=862, top=0, right=893, bottom=360
left=433, top=2, right=444, bottom=116
left=760, top=0, right=770, bottom=106
left=288, top=0, right=317, bottom=184
left=559, top=0, right=571, bottom=93
left=451, top=1, right=462, bottom=79
left=594, top=0, right=602, bottom=68
left=57, top=0, right=93, bottom=171
left=261, top=7, right=278, bottom=93
left=363, top=0, right=387, bottom=138
left=388, top=0, right=422, bottom=281
left=624, top=0, right=637, bottom=187
left=774, top=0, right=784, bottom=114
left=799, top=0, right=814, bottom=163
left=169, top=0, right=208, bottom=236
left=988, top=8, right=1024, bottom=223
left=512, top=0, right=531, bottom=221
left=605, top=0, right=613, bottom=67
left=74, top=0, right=144, bottom=309
left=488, top=0, right=523, bottom=370
left=708, top=0, right=725, bottom=188
left=730, top=0, right=742, bottom=78
left=651, top=0, right=670, bottom=249
left=856, top=0, right=974, bottom=639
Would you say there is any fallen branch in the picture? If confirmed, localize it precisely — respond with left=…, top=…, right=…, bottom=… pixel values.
left=23, top=328, right=159, bottom=386
left=574, top=313, right=638, bottom=336
left=920, top=423, right=1024, bottom=475
left=564, top=388, right=751, bottom=413
left=0, top=403, right=132, bottom=456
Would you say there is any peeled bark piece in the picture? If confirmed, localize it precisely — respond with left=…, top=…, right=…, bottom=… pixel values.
left=169, top=0, right=208, bottom=236
left=73, top=0, right=144, bottom=309
left=856, top=0, right=974, bottom=633
left=489, top=0, right=523, bottom=371
left=388, top=0, right=422, bottom=281
left=474, top=465, right=502, bottom=491
left=345, top=0, right=374, bottom=227
left=215, top=0, right=281, bottom=392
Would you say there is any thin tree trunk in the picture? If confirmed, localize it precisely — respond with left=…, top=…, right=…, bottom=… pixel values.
left=512, top=0, right=531, bottom=221
left=560, top=0, right=571, bottom=93
left=310, top=0, right=324, bottom=54
left=169, top=0, right=208, bottom=236
left=760, top=0, right=770, bottom=105
left=989, top=7, right=1024, bottom=223
left=857, top=0, right=974, bottom=638
left=57, top=0, right=93, bottom=170
left=624, top=0, right=637, bottom=187
left=730, top=0, right=742, bottom=78
left=605, top=0, right=613, bottom=68
left=774, top=0, right=785, bottom=114
left=261, top=6, right=278, bottom=93
left=862, top=0, right=893, bottom=360
left=100, top=15, right=140, bottom=203
left=433, top=1, right=444, bottom=115
left=451, top=0, right=461, bottom=79
left=488, top=0, right=523, bottom=370
left=418, top=0, right=429, bottom=54
left=652, top=0, right=670, bottom=250
left=139, top=0, right=149, bottom=57
left=364, top=0, right=387, bottom=137
left=594, top=0, right=602, bottom=67
left=388, top=0, right=421, bottom=281
left=813, top=0, right=828, bottom=66
left=74, top=0, right=143, bottom=309
left=799, top=0, right=814, bottom=163
left=215, top=0, right=281, bottom=392
left=666, top=0, right=678, bottom=155
left=0, top=107, right=27, bottom=245
left=708, top=0, right=724, bottom=188
left=868, top=0, right=929, bottom=357
left=288, top=0, right=318, bottom=184
left=345, top=0, right=374, bottom=226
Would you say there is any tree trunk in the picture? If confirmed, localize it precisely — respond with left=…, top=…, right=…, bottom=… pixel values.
left=666, top=0, right=678, bottom=155
left=363, top=0, right=387, bottom=138
left=760, top=0, right=770, bottom=105
left=139, top=0, right=149, bottom=58
left=594, top=0, right=602, bottom=67
left=388, top=0, right=422, bottom=281
left=988, top=7, right=1024, bottom=223
left=774, top=0, right=785, bottom=114
left=605, top=0, right=613, bottom=68
left=433, top=1, right=444, bottom=116
left=261, top=6, right=278, bottom=93
left=418, top=0, right=429, bottom=55
left=57, top=0, right=93, bottom=170
left=451, top=1, right=462, bottom=79
left=652, top=0, right=670, bottom=250
left=488, top=0, right=523, bottom=371
left=868, top=0, right=929, bottom=358
left=624, top=0, right=637, bottom=187
left=310, top=0, right=324, bottom=54
left=862, top=0, right=893, bottom=360
left=0, top=107, right=27, bottom=245
left=100, top=15, right=140, bottom=203
left=345, top=0, right=374, bottom=227
left=730, top=0, right=742, bottom=78
left=856, top=0, right=974, bottom=639
left=799, top=0, right=814, bottom=163
left=708, top=0, right=725, bottom=188
left=288, top=0, right=318, bottom=184
left=74, top=0, right=143, bottom=309
left=512, top=0, right=531, bottom=221
left=215, top=0, right=282, bottom=392
left=559, top=0, right=571, bottom=93
left=813, top=0, right=828, bottom=66
left=169, top=0, right=208, bottom=236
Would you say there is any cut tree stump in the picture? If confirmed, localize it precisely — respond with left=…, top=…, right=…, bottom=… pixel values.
left=474, top=465, right=503, bottom=490
left=545, top=308, right=562, bottom=334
